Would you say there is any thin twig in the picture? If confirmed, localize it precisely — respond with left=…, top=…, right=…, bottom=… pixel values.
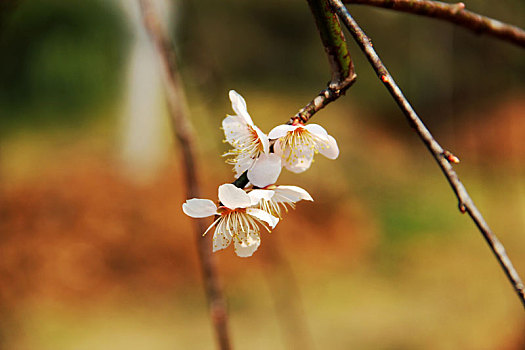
left=291, top=74, right=356, bottom=124
left=138, top=1, right=233, bottom=348
left=344, top=0, right=525, bottom=48
left=330, top=0, right=525, bottom=308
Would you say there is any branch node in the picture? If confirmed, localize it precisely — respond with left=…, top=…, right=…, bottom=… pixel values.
left=291, top=72, right=356, bottom=124
left=458, top=203, right=467, bottom=214
left=452, top=2, right=465, bottom=14
left=443, top=150, right=460, bottom=164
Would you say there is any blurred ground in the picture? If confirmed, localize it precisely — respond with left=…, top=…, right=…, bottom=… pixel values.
left=1, top=91, right=525, bottom=349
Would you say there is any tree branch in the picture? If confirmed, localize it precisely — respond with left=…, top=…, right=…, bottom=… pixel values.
left=329, top=0, right=525, bottom=308
left=139, top=1, right=233, bottom=348
left=344, top=0, right=525, bottom=48
left=307, top=0, right=356, bottom=86
left=291, top=74, right=356, bottom=124
left=291, top=0, right=357, bottom=125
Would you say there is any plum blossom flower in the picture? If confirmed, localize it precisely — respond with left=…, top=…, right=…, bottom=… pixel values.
left=248, top=185, right=313, bottom=218
left=223, top=90, right=281, bottom=187
left=268, top=122, right=339, bottom=173
left=182, top=184, right=279, bottom=257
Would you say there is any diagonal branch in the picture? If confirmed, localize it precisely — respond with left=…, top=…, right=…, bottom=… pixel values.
left=344, top=0, right=525, bottom=48
left=139, top=1, right=233, bottom=348
left=329, top=0, right=525, bottom=308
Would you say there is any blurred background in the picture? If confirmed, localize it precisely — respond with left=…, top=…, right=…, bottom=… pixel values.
left=1, top=0, right=525, bottom=349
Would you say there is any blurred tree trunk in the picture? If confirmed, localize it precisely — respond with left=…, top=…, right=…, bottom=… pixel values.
left=117, top=0, right=173, bottom=183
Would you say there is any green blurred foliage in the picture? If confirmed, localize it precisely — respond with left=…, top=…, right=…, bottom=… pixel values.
left=0, top=0, right=523, bottom=132
left=0, top=0, right=127, bottom=131
left=177, top=0, right=327, bottom=99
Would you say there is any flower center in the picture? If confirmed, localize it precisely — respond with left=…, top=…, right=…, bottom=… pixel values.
left=280, top=127, right=318, bottom=163
left=224, top=125, right=264, bottom=166
left=257, top=198, right=294, bottom=219
left=213, top=207, right=269, bottom=239
left=217, top=207, right=246, bottom=216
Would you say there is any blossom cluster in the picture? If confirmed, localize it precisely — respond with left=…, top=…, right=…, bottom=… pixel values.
left=182, top=90, right=338, bottom=257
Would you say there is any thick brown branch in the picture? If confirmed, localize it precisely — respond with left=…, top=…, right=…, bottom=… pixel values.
left=344, top=0, right=525, bottom=48
left=330, top=0, right=525, bottom=308
left=139, top=1, right=233, bottom=348
left=286, top=0, right=357, bottom=126
left=307, top=0, right=356, bottom=85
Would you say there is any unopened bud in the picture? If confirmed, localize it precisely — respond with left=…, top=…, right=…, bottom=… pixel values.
left=444, top=150, right=460, bottom=164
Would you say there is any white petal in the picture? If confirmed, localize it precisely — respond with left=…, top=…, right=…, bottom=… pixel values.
left=318, top=135, right=339, bottom=159
left=304, top=124, right=329, bottom=141
left=274, top=185, right=313, bottom=203
left=268, top=124, right=297, bottom=139
left=218, top=183, right=252, bottom=209
left=282, top=145, right=314, bottom=174
left=212, top=227, right=232, bottom=252
left=285, top=157, right=313, bottom=173
left=252, top=125, right=270, bottom=154
left=233, top=232, right=261, bottom=258
left=273, top=138, right=285, bottom=157
left=247, top=153, right=282, bottom=187
left=248, top=189, right=275, bottom=205
left=234, top=157, right=254, bottom=177
left=222, top=115, right=249, bottom=145
left=182, top=199, right=217, bottom=218
left=229, top=90, right=254, bottom=125
left=247, top=208, right=279, bottom=229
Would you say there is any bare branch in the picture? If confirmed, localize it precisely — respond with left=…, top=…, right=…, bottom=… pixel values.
left=139, top=1, right=233, bottom=348
left=344, top=0, right=525, bottom=48
left=330, top=0, right=525, bottom=308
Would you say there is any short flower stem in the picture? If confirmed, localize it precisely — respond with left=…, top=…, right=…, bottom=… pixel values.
left=330, top=0, right=525, bottom=309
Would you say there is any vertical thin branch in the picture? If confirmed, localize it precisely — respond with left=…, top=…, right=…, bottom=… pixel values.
left=294, top=0, right=357, bottom=124
left=307, top=0, right=355, bottom=86
left=138, top=1, right=233, bottom=348
left=329, top=0, right=525, bottom=308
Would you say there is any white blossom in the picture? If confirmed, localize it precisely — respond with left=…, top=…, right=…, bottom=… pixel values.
left=223, top=90, right=281, bottom=187
left=182, top=184, right=279, bottom=257
left=248, top=185, right=313, bottom=218
left=269, top=122, right=339, bottom=173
